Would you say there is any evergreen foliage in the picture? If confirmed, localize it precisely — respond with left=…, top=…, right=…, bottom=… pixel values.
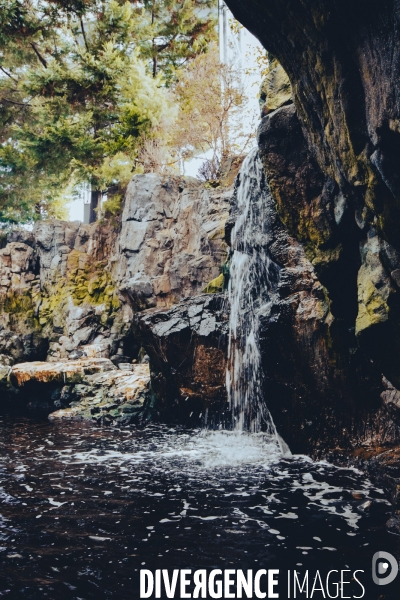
left=133, top=0, right=217, bottom=82
left=0, top=0, right=217, bottom=226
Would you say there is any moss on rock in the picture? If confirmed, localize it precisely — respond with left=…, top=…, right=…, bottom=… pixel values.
left=37, top=250, right=120, bottom=331
left=203, top=273, right=225, bottom=294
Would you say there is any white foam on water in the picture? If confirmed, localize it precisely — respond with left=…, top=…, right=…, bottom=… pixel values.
left=55, top=430, right=282, bottom=470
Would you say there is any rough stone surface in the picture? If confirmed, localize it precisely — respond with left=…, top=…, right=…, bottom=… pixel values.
left=1, top=357, right=150, bottom=424
left=11, top=358, right=115, bottom=387
left=134, top=294, right=229, bottom=426
left=258, top=103, right=360, bottom=324
left=48, top=364, right=150, bottom=425
left=115, top=174, right=228, bottom=312
left=0, top=364, right=11, bottom=395
left=0, top=174, right=228, bottom=365
left=225, top=149, right=399, bottom=454
left=224, top=0, right=400, bottom=240
left=225, top=0, right=400, bottom=410
left=260, top=61, right=292, bottom=116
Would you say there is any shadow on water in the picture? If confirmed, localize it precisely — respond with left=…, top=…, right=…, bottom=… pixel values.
left=0, top=415, right=398, bottom=598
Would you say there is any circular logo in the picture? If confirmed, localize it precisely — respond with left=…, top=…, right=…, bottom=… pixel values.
left=372, top=552, right=399, bottom=586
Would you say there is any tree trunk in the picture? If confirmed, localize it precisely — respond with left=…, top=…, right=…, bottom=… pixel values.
left=89, top=190, right=101, bottom=224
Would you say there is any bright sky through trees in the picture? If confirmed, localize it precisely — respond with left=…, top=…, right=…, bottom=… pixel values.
left=68, top=4, right=264, bottom=221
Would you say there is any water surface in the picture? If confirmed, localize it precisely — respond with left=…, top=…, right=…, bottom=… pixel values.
left=0, top=416, right=398, bottom=598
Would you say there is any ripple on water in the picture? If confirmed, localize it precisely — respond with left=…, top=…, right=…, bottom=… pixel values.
left=0, top=417, right=397, bottom=599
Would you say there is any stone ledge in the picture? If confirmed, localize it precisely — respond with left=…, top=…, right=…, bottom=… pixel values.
left=11, top=358, right=116, bottom=387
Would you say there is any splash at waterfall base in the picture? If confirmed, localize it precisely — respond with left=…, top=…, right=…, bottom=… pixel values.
left=0, top=418, right=396, bottom=599
left=2, top=0, right=400, bottom=595
left=133, top=140, right=400, bottom=557
left=1, top=107, right=399, bottom=458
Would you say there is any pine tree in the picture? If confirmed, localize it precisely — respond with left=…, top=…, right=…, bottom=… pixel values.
left=132, top=0, right=217, bottom=83
left=0, top=0, right=93, bottom=223
left=0, top=0, right=217, bottom=226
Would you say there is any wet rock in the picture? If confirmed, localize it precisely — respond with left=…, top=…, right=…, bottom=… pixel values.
left=48, top=364, right=150, bottom=424
left=224, top=0, right=400, bottom=451
left=381, top=377, right=400, bottom=423
left=135, top=294, right=229, bottom=425
left=356, top=233, right=394, bottom=336
left=1, top=357, right=150, bottom=423
left=11, top=358, right=116, bottom=387
left=257, top=103, right=360, bottom=323
left=226, top=150, right=393, bottom=454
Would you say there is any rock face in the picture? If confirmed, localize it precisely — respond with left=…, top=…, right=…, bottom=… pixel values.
left=0, top=174, right=228, bottom=366
left=225, top=149, right=398, bottom=453
left=259, top=61, right=292, bottom=117
left=3, top=0, right=400, bottom=465
left=224, top=0, right=400, bottom=393
left=134, top=294, right=229, bottom=426
left=224, top=0, right=400, bottom=231
left=48, top=364, right=151, bottom=425
left=0, top=222, right=125, bottom=364
left=116, top=174, right=228, bottom=311
left=255, top=102, right=400, bottom=451
left=11, top=358, right=115, bottom=387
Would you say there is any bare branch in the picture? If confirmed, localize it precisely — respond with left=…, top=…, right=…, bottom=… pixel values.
left=1, top=97, right=31, bottom=107
left=0, top=67, right=18, bottom=84
left=80, top=17, right=89, bottom=52
left=30, top=42, right=48, bottom=68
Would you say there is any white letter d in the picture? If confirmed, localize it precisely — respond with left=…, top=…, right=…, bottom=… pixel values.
left=141, top=570, right=154, bottom=598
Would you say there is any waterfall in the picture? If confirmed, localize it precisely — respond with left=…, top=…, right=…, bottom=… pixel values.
left=226, top=149, right=282, bottom=440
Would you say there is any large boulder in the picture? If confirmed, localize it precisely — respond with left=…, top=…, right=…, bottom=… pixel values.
left=2, top=358, right=151, bottom=424
left=134, top=294, right=229, bottom=426
left=48, top=363, right=151, bottom=425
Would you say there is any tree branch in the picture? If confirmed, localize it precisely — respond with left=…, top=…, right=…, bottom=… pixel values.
left=0, top=67, right=18, bottom=84
left=30, top=42, right=48, bottom=68
left=1, top=97, right=31, bottom=107
left=80, top=17, right=89, bottom=51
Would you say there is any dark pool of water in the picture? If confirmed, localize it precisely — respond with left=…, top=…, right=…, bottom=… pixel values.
left=0, top=415, right=398, bottom=599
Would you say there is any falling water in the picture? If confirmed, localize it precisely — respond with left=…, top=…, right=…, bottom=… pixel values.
left=226, top=148, right=279, bottom=436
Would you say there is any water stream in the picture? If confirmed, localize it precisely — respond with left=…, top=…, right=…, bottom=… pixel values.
left=226, top=149, right=279, bottom=438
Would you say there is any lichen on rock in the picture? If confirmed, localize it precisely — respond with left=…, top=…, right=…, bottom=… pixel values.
left=0, top=173, right=230, bottom=367
left=260, top=60, right=292, bottom=116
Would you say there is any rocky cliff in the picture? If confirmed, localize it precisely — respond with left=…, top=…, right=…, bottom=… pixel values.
left=0, top=174, right=228, bottom=367
left=213, top=0, right=400, bottom=453
left=0, top=173, right=229, bottom=423
left=135, top=293, right=229, bottom=426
